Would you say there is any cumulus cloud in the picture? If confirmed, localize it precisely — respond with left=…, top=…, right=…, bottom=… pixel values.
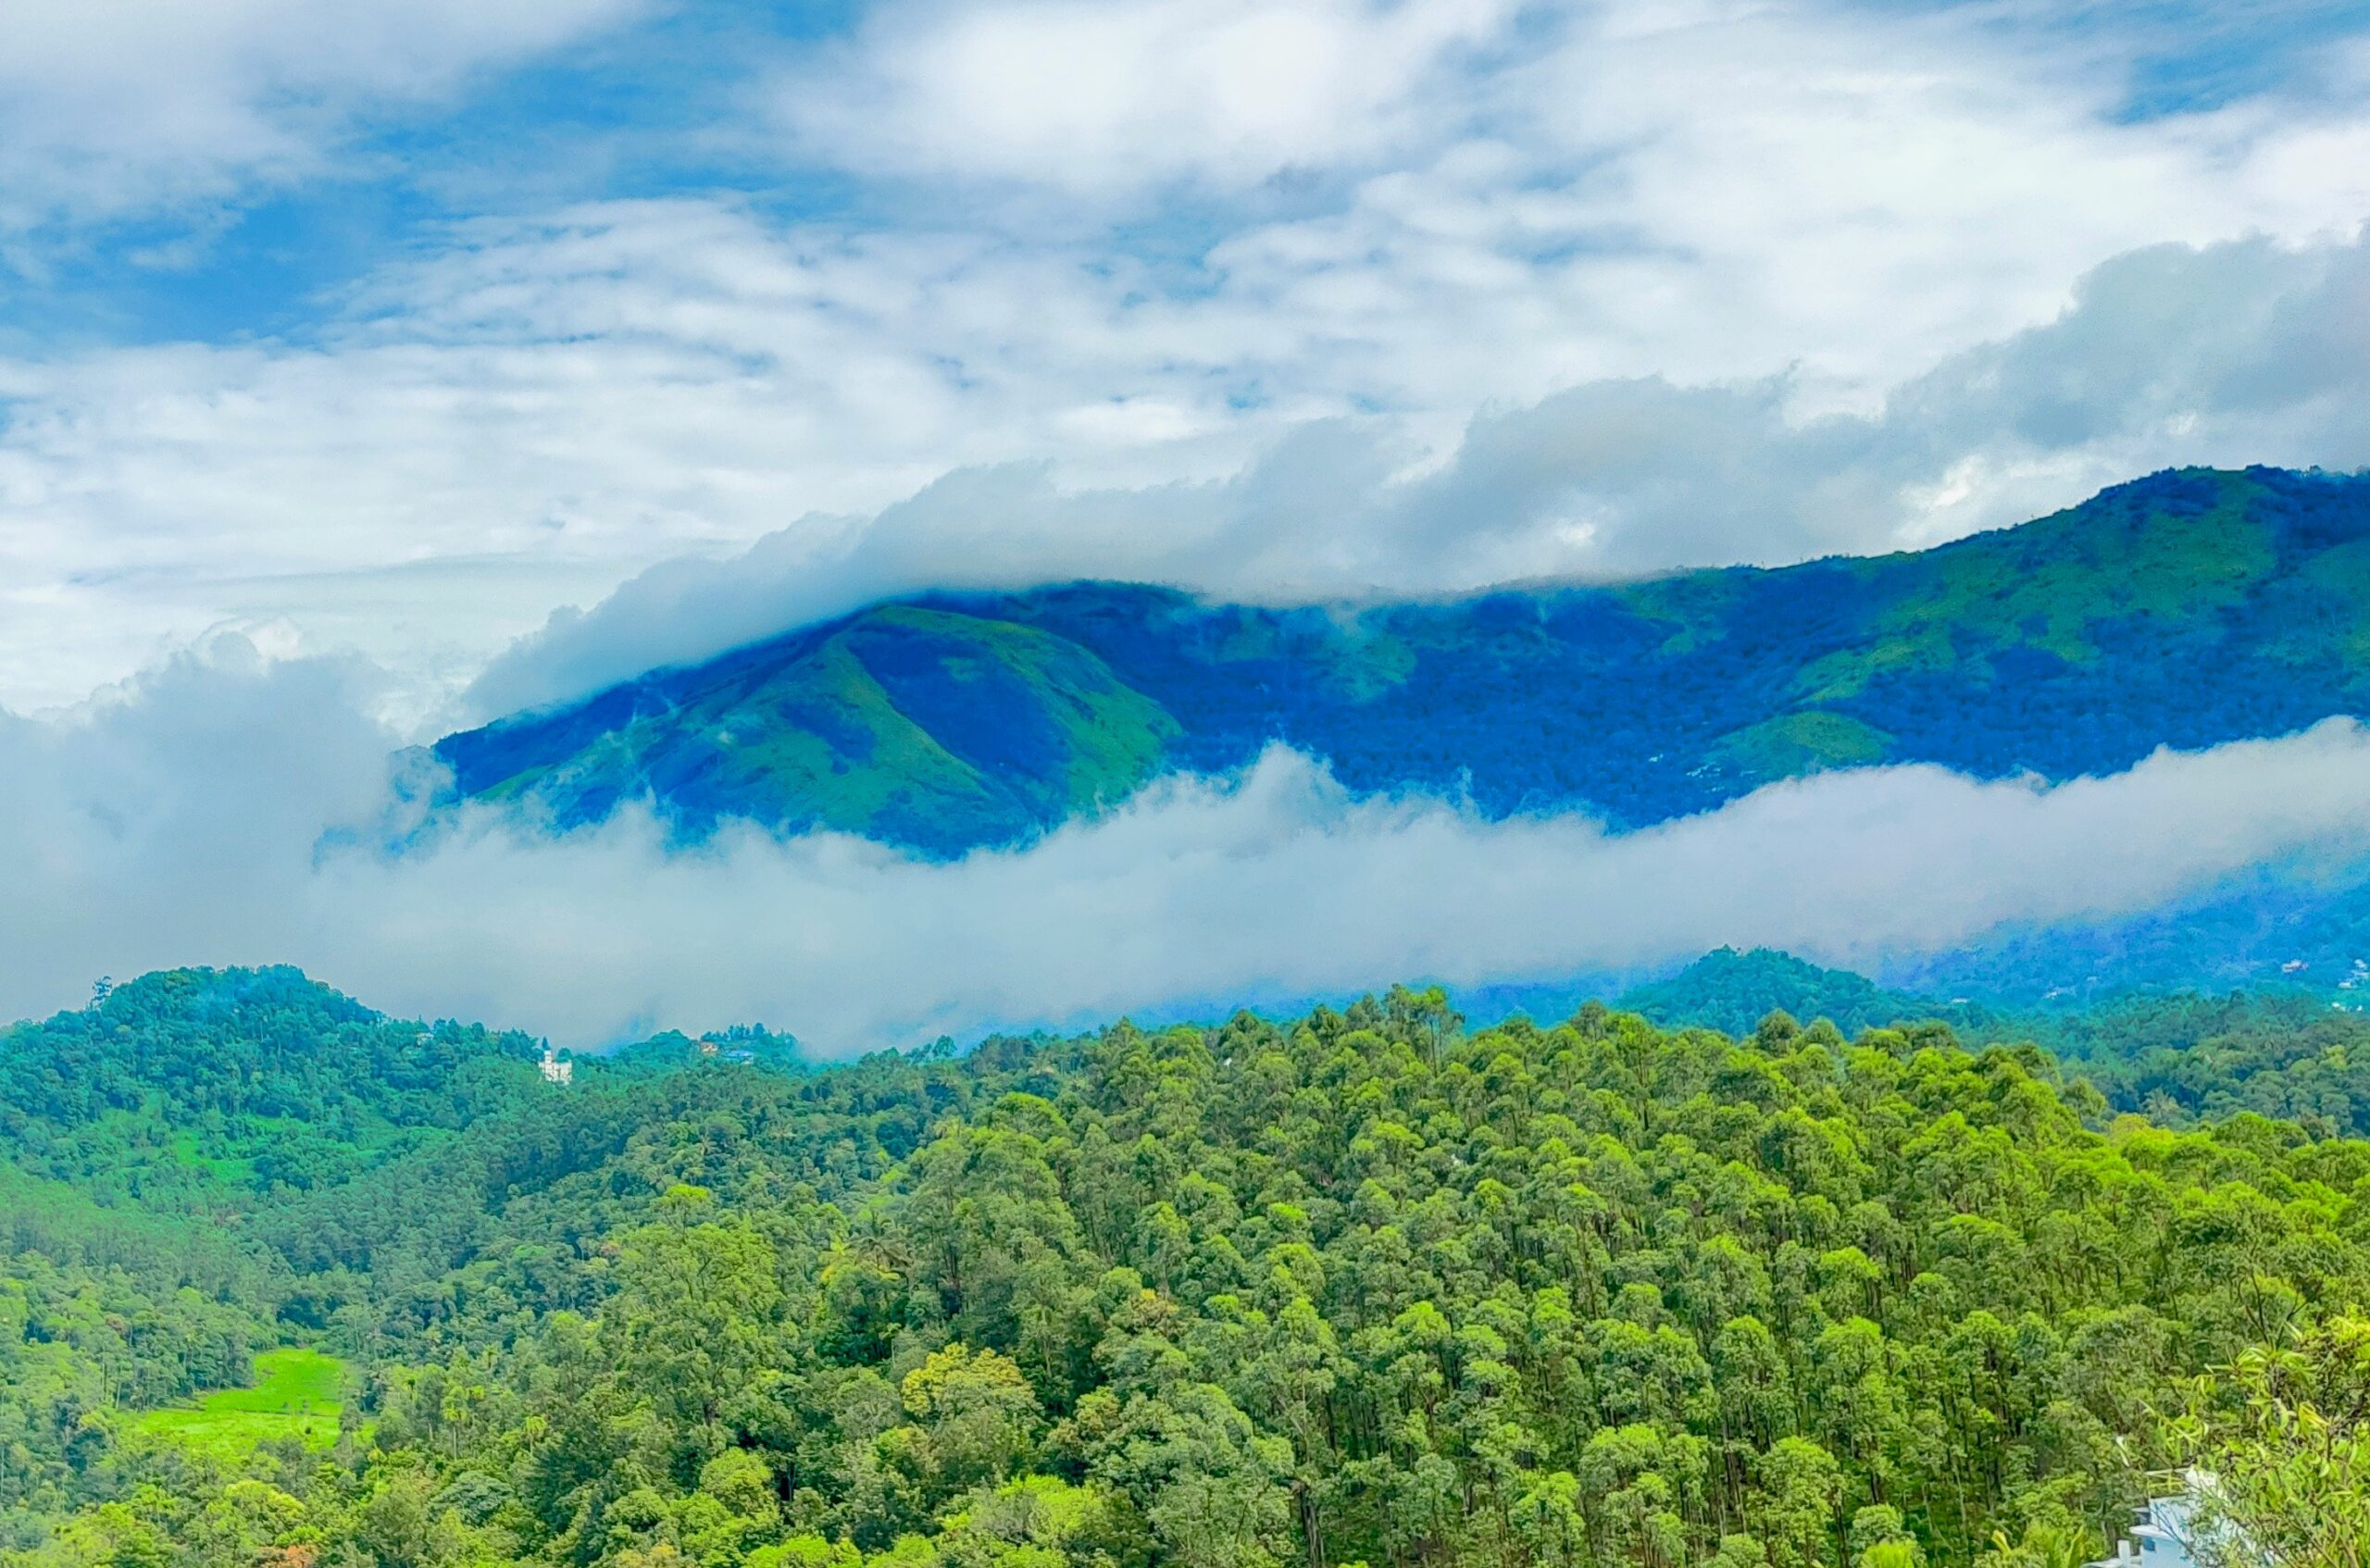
left=0, top=0, right=643, bottom=235
left=6, top=643, right=2369, bottom=1052
left=468, top=228, right=2370, bottom=716
left=769, top=0, right=2370, bottom=391
left=772, top=0, right=1518, bottom=196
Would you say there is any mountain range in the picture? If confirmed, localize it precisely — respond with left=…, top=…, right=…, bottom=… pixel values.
left=437, top=465, right=2370, bottom=861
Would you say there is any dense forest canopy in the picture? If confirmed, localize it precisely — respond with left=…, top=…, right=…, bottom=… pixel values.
left=1623, top=950, right=2370, bottom=1139
left=4, top=967, right=2367, bottom=1566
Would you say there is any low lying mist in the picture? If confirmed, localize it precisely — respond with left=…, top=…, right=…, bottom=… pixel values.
left=7, top=640, right=2368, bottom=1051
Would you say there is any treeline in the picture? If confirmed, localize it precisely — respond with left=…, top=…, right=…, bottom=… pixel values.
left=0, top=973, right=2364, bottom=1564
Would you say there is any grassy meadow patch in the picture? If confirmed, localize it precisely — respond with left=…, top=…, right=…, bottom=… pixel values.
left=131, top=1348, right=345, bottom=1460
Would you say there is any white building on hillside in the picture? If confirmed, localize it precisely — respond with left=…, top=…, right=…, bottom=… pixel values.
left=2089, top=1476, right=2248, bottom=1568
left=2089, top=1493, right=2199, bottom=1568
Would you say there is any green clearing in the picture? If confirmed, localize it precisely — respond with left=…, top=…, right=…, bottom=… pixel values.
left=1708, top=708, right=1895, bottom=780
left=164, top=1130, right=257, bottom=1188
left=131, top=1347, right=345, bottom=1460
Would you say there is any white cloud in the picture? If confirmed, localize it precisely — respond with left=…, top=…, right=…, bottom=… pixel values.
left=5, top=642, right=2369, bottom=1050
left=466, top=227, right=2370, bottom=716
left=0, top=201, right=1265, bottom=721
left=770, top=0, right=2370, bottom=393
left=773, top=0, right=1517, bottom=196
left=10, top=220, right=2369, bottom=726
left=0, top=0, right=643, bottom=235
left=1194, top=0, right=2370, bottom=404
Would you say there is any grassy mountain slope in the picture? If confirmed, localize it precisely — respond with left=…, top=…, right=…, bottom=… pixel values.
left=438, top=466, right=2370, bottom=854
left=441, top=604, right=1179, bottom=849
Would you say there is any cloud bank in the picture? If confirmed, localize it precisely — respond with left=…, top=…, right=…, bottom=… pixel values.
left=8, top=642, right=2369, bottom=1052
left=468, top=227, right=2370, bottom=716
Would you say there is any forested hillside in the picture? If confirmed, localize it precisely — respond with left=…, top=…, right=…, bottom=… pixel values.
left=1623, top=948, right=2370, bottom=1137
left=0, top=969, right=564, bottom=1530
left=0, top=967, right=543, bottom=1204
left=439, top=467, right=2370, bottom=856
left=1892, top=853, right=2370, bottom=1005
left=1616, top=952, right=1964, bottom=1042
left=5, top=969, right=2367, bottom=1566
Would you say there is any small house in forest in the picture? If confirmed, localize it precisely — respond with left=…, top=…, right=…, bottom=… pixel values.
left=2088, top=1478, right=2244, bottom=1568
left=2086, top=1493, right=2199, bottom=1568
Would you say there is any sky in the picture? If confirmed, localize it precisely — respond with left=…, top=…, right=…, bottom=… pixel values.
left=4, top=0, right=2370, bottom=1044
left=5, top=0, right=2370, bottom=725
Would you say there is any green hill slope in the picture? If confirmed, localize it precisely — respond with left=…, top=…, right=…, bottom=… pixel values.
left=450, top=605, right=1178, bottom=850
left=0, top=966, right=543, bottom=1206
left=437, top=466, right=2370, bottom=855
left=1615, top=947, right=1968, bottom=1038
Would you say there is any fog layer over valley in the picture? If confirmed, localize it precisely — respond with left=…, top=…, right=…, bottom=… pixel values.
left=7, top=639, right=2368, bottom=1048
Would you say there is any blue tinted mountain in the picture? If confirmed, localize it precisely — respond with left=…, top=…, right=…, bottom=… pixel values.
left=436, top=466, right=2370, bottom=856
